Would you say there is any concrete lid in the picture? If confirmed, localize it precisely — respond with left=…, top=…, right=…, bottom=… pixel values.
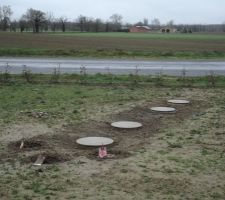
left=151, top=107, right=176, bottom=112
left=111, top=121, right=142, bottom=128
left=76, top=137, right=113, bottom=146
left=168, top=99, right=190, bottom=104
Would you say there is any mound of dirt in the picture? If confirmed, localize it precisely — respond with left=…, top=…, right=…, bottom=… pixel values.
left=27, top=152, right=70, bottom=164
left=8, top=138, right=47, bottom=151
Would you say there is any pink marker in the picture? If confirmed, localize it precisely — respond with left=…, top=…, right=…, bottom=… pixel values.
left=98, top=145, right=107, bottom=158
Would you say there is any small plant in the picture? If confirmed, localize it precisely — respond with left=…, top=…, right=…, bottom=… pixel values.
left=207, top=70, right=216, bottom=87
left=31, top=181, right=42, bottom=193
left=0, top=62, right=11, bottom=83
left=177, top=68, right=194, bottom=87
left=22, top=65, right=33, bottom=83
left=181, top=67, right=186, bottom=85
left=167, top=141, right=183, bottom=148
left=130, top=65, right=140, bottom=84
left=120, top=168, right=128, bottom=173
left=190, top=129, right=201, bottom=135
left=50, top=64, right=61, bottom=83
left=105, top=67, right=114, bottom=84
left=134, top=65, right=140, bottom=83
left=80, top=65, right=87, bottom=76
left=105, top=66, right=111, bottom=74
left=155, top=69, right=164, bottom=86
left=80, top=65, right=87, bottom=83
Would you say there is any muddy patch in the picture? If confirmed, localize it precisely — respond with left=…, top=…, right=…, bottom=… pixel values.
left=3, top=99, right=208, bottom=164
left=8, top=138, right=47, bottom=151
left=26, top=152, right=70, bottom=164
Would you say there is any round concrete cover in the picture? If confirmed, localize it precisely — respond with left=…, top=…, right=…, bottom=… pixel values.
left=76, top=137, right=113, bottom=146
left=151, top=107, right=176, bottom=112
left=168, top=99, right=190, bottom=104
left=111, top=121, right=142, bottom=128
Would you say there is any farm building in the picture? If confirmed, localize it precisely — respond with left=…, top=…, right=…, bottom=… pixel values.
left=130, top=26, right=151, bottom=33
left=160, top=27, right=177, bottom=33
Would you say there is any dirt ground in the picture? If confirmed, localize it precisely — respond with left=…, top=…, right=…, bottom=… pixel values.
left=3, top=100, right=204, bottom=163
left=0, top=88, right=225, bottom=200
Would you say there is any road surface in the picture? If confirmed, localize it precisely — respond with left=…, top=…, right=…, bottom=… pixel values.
left=0, top=57, right=225, bottom=76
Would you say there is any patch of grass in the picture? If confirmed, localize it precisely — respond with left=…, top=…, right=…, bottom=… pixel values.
left=157, top=150, right=169, bottom=155
left=0, top=48, right=224, bottom=59
left=0, top=32, right=225, bottom=59
left=0, top=74, right=225, bottom=126
left=190, top=129, right=201, bottom=135
left=52, top=32, right=225, bottom=41
left=167, top=141, right=183, bottom=148
left=120, top=169, right=128, bottom=173
left=2, top=73, right=225, bottom=87
left=30, top=182, right=43, bottom=193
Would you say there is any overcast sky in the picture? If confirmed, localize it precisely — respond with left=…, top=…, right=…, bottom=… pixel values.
left=1, top=0, right=225, bottom=24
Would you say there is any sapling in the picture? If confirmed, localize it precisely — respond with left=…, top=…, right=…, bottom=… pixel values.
left=22, top=65, right=33, bottom=83
left=50, top=63, right=61, bottom=83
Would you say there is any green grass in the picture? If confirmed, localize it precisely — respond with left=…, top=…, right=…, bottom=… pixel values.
left=0, top=48, right=225, bottom=60
left=0, top=47, right=224, bottom=59
left=2, top=73, right=225, bottom=87
left=0, top=73, right=225, bottom=126
left=51, top=32, right=225, bottom=41
left=0, top=32, right=224, bottom=59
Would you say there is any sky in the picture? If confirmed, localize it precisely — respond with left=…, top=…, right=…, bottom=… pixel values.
left=1, top=0, right=225, bottom=24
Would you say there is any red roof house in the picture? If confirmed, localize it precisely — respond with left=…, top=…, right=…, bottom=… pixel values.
left=130, top=26, right=151, bottom=33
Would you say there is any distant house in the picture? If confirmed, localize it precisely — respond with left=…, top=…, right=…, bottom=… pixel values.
left=130, top=26, right=151, bottom=33
left=160, top=27, right=177, bottom=33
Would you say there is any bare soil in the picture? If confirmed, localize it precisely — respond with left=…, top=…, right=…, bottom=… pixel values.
left=4, top=100, right=206, bottom=164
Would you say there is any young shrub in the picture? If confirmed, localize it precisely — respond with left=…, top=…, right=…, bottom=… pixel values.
left=155, top=69, right=164, bottom=86
left=207, top=70, right=216, bottom=87
left=22, top=65, right=33, bottom=83
left=130, top=65, right=140, bottom=85
left=0, top=62, right=11, bottom=83
left=181, top=68, right=186, bottom=82
left=105, top=67, right=114, bottom=84
left=50, top=64, right=61, bottom=83
left=80, top=65, right=87, bottom=84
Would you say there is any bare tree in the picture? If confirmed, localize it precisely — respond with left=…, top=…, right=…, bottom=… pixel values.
left=23, top=8, right=46, bottom=33
left=222, top=21, right=225, bottom=32
left=0, top=5, right=13, bottom=31
left=19, top=17, right=27, bottom=32
left=151, top=18, right=160, bottom=29
left=105, top=21, right=110, bottom=32
left=59, top=16, right=67, bottom=32
left=167, top=20, right=174, bottom=28
left=143, top=18, right=148, bottom=26
left=94, top=18, right=102, bottom=32
left=77, top=15, right=87, bottom=32
left=10, top=20, right=17, bottom=32
left=110, top=14, right=123, bottom=31
left=45, top=12, right=55, bottom=31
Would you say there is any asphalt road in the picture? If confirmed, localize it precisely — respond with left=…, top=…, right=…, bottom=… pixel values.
left=0, top=57, right=225, bottom=76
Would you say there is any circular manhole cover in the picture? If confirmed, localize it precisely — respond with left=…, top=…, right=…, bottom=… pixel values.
left=76, top=137, right=114, bottom=146
left=111, top=121, right=142, bottom=129
left=168, top=99, right=190, bottom=104
left=150, top=107, right=176, bottom=112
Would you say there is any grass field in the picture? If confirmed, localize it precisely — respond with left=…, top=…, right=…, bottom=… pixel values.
left=0, top=76, right=225, bottom=199
left=0, top=32, right=225, bottom=59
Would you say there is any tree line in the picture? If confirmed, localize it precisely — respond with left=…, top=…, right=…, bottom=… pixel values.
left=0, top=5, right=225, bottom=33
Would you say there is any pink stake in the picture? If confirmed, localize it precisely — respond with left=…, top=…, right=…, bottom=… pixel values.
left=98, top=145, right=107, bottom=158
